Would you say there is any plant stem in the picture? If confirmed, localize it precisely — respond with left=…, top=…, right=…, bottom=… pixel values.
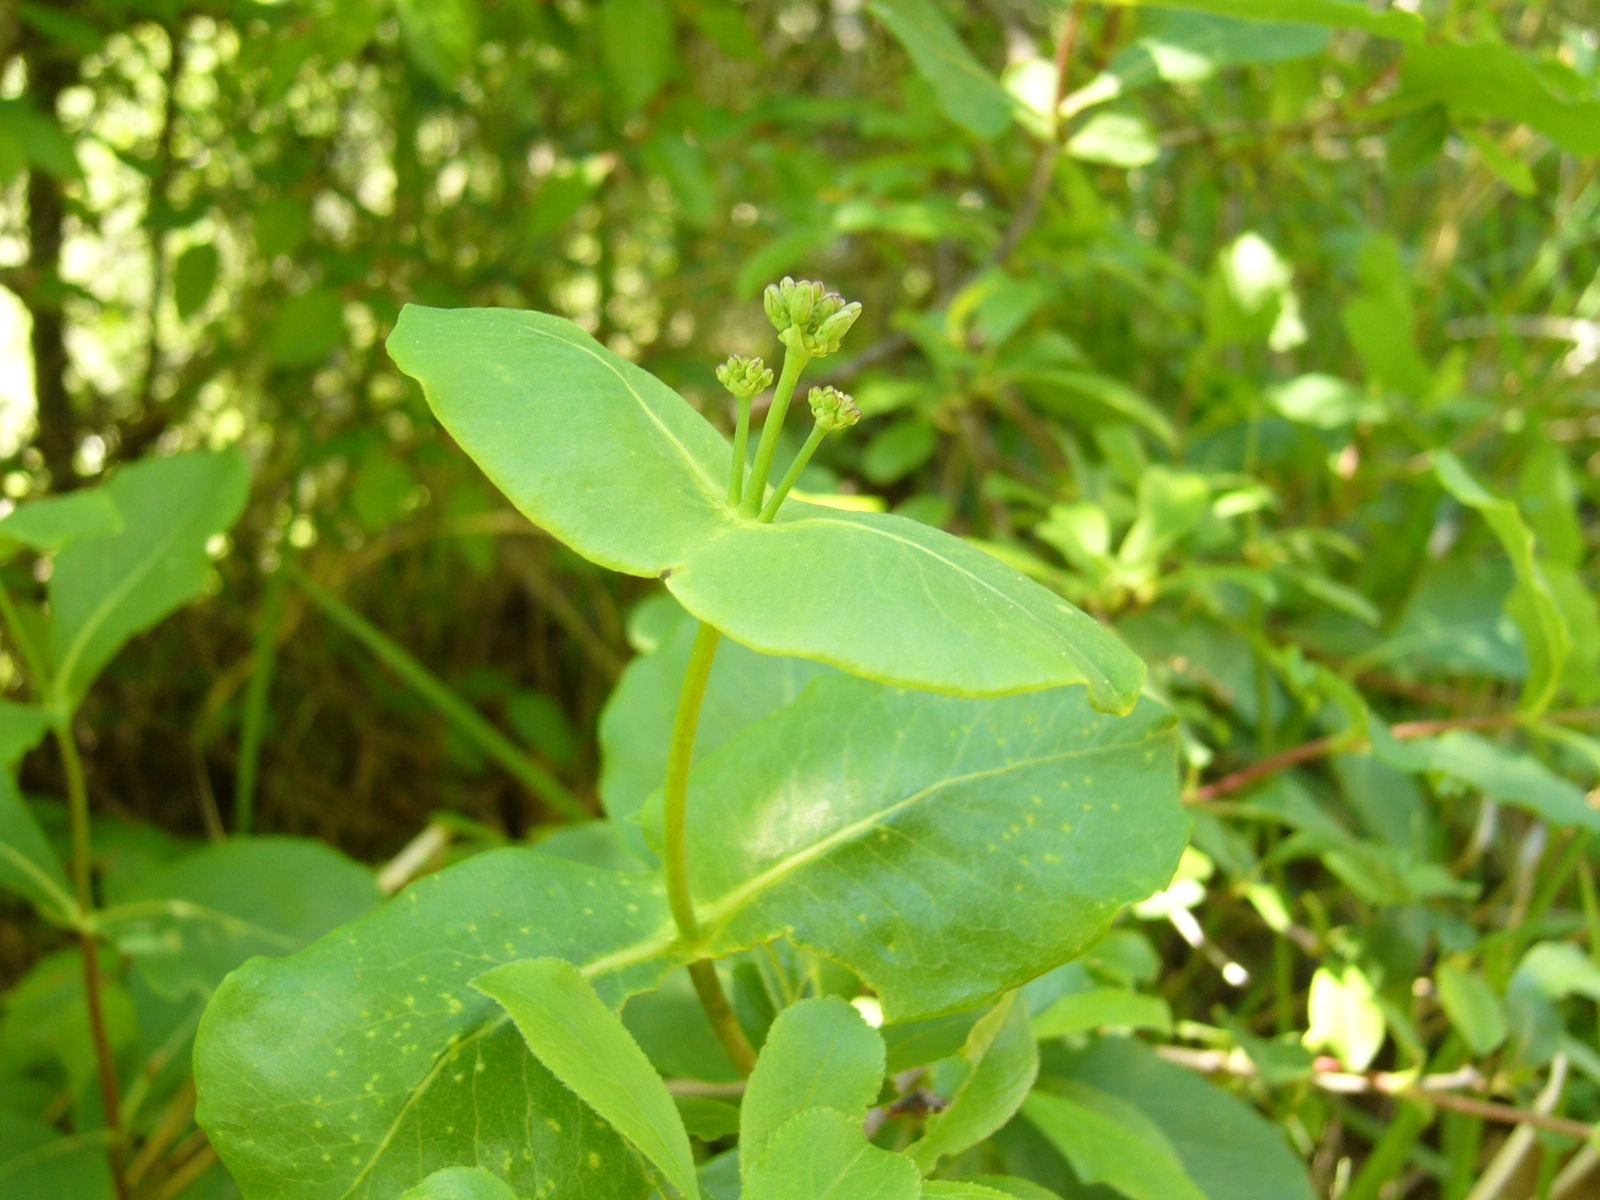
left=758, top=424, right=827, bottom=522
left=661, top=620, right=757, bottom=1074
left=728, top=395, right=753, bottom=505
left=55, top=719, right=131, bottom=1200
left=740, top=344, right=810, bottom=515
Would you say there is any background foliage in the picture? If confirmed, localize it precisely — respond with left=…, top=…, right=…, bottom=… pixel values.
left=2, top=0, right=1599, bottom=1197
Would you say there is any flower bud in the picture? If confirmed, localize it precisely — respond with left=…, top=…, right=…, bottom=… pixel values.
left=715, top=354, right=773, bottom=400
left=763, top=282, right=787, bottom=330
left=808, top=385, right=861, bottom=433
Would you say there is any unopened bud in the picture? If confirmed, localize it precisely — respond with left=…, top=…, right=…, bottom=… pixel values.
left=808, top=385, right=861, bottom=433
left=715, top=354, right=773, bottom=400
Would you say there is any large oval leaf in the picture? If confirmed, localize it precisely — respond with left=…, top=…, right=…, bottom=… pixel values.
left=387, top=306, right=1142, bottom=711
left=676, top=675, right=1185, bottom=1019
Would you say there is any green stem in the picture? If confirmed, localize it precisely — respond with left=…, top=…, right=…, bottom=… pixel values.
left=728, top=395, right=753, bottom=505
left=662, top=622, right=719, bottom=942
left=661, top=621, right=757, bottom=1074
left=55, top=718, right=131, bottom=1200
left=740, top=344, right=810, bottom=515
left=759, top=423, right=827, bottom=522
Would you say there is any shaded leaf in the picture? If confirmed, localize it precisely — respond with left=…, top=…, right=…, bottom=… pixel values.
left=745, top=1107, right=920, bottom=1200
left=1023, top=1085, right=1206, bottom=1200
left=910, top=992, right=1038, bottom=1173
left=475, top=957, right=699, bottom=1200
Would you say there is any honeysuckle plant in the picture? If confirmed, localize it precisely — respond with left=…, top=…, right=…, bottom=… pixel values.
left=188, top=282, right=1193, bottom=1199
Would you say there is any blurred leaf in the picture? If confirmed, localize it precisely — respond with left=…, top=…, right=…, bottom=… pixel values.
left=861, top=417, right=937, bottom=485
left=1085, top=0, right=1422, bottom=40
left=173, top=242, right=220, bottom=320
left=1267, top=374, right=1386, bottom=428
left=1402, top=41, right=1600, bottom=156
left=599, top=0, right=677, bottom=114
left=0, top=1111, right=114, bottom=1199
left=1434, top=451, right=1568, bottom=714
left=1435, top=962, right=1507, bottom=1055
left=1066, top=13, right=1329, bottom=115
left=100, top=837, right=379, bottom=998
left=0, top=702, right=69, bottom=921
left=48, top=449, right=250, bottom=710
left=394, top=0, right=480, bottom=87
left=0, top=490, right=121, bottom=555
left=1049, top=1038, right=1316, bottom=1200
left=870, top=0, right=1016, bottom=138
left=268, top=288, right=346, bottom=367
left=0, top=100, right=81, bottom=180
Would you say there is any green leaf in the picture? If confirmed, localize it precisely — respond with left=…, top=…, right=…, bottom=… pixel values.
left=676, top=1097, right=742, bottom=1142
left=922, top=1184, right=1025, bottom=1199
left=667, top=676, right=1185, bottom=1021
left=47, top=448, right=249, bottom=710
left=744, top=1107, right=920, bottom=1200
left=1434, top=451, right=1568, bottom=714
left=598, top=0, right=677, bottom=114
left=99, top=837, right=380, bottom=998
left=868, top=0, right=1016, bottom=138
left=1435, top=962, right=1508, bottom=1056
left=475, top=957, right=700, bottom=1200
left=741, top=996, right=886, bottom=1184
left=1084, top=0, right=1421, bottom=40
left=1049, top=1038, right=1315, bottom=1200
left=861, top=418, right=938, bottom=486
left=387, top=306, right=1144, bottom=711
left=1031, top=988, right=1172, bottom=1040
left=1402, top=42, right=1600, bottom=157
left=1023, top=1085, right=1207, bottom=1200
left=173, top=241, right=221, bottom=319
left=0, top=1111, right=114, bottom=1199
left=0, top=490, right=122, bottom=555
left=399, top=1167, right=520, bottom=1200
left=194, top=852, right=670, bottom=1200
left=910, top=992, right=1038, bottom=1173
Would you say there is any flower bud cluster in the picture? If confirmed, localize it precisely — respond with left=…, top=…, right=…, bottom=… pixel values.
left=715, top=354, right=773, bottom=400
left=808, top=385, right=861, bottom=433
left=762, top=276, right=862, bottom=357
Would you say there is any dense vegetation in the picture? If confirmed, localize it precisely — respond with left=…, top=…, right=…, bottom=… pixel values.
left=2, top=1, right=1598, bottom=1198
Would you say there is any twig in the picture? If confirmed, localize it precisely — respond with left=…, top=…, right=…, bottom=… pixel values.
left=1186, top=707, right=1600, bottom=804
left=1158, top=1045, right=1592, bottom=1141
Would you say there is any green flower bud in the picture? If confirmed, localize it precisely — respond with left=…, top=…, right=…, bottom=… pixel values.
left=808, top=385, right=861, bottom=433
left=762, top=278, right=863, bottom=356
left=715, top=354, right=773, bottom=400
left=762, top=282, right=787, bottom=330
left=806, top=300, right=862, bottom=356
